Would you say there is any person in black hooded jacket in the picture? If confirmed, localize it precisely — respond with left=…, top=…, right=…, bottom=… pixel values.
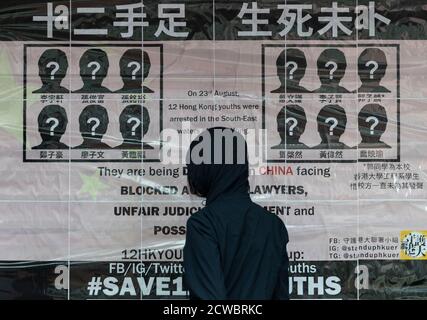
left=183, top=127, right=289, bottom=300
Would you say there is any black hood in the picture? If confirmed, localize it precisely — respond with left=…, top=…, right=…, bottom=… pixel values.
left=186, top=127, right=249, bottom=205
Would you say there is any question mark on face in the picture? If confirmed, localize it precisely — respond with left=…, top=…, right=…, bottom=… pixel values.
left=285, top=61, right=298, bottom=80
left=365, top=61, right=379, bottom=79
left=87, top=117, right=100, bottom=136
left=365, top=116, right=379, bottom=135
left=46, top=117, right=59, bottom=136
left=46, top=61, right=60, bottom=80
left=325, top=61, right=338, bottom=80
left=88, top=61, right=101, bottom=80
left=127, top=62, right=141, bottom=80
left=285, top=117, right=298, bottom=136
left=127, top=117, right=141, bottom=136
left=325, top=117, right=338, bottom=136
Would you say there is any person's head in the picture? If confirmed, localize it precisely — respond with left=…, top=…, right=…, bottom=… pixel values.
left=317, top=104, right=347, bottom=141
left=143, top=51, right=151, bottom=80
left=37, top=104, right=68, bottom=142
left=277, top=105, right=307, bottom=142
left=119, top=49, right=151, bottom=86
left=276, top=49, right=307, bottom=86
left=358, top=103, right=388, bottom=142
left=38, top=49, right=68, bottom=86
left=79, top=104, right=109, bottom=140
left=317, top=49, right=347, bottom=84
left=119, top=104, right=150, bottom=142
left=358, top=48, right=387, bottom=83
left=186, top=127, right=249, bottom=203
left=79, top=49, right=109, bottom=86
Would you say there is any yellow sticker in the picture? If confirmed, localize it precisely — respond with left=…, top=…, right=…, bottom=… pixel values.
left=400, top=231, right=427, bottom=260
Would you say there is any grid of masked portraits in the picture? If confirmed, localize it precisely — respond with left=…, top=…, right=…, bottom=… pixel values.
left=263, top=44, right=399, bottom=163
left=24, top=45, right=162, bottom=162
